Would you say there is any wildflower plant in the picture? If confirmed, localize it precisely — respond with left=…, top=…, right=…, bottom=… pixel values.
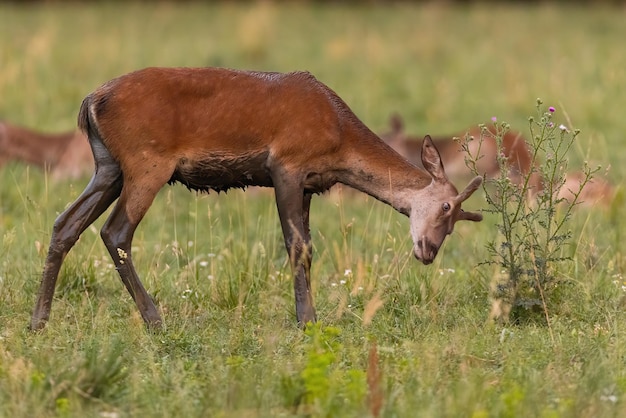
left=458, top=99, right=598, bottom=324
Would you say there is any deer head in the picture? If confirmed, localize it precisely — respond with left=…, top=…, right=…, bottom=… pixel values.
left=409, top=136, right=483, bottom=264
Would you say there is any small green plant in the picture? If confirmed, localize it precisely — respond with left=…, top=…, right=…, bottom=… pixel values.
left=56, top=261, right=100, bottom=302
left=51, top=337, right=129, bottom=405
left=280, top=323, right=368, bottom=415
left=459, top=99, right=598, bottom=326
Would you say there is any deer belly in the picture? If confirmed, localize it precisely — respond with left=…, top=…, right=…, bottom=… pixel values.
left=170, top=151, right=272, bottom=192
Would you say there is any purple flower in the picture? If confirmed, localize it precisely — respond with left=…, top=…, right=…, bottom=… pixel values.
left=491, top=116, right=497, bottom=122
left=549, top=106, right=555, bottom=113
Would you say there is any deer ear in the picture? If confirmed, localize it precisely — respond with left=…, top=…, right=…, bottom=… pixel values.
left=421, top=135, right=447, bottom=182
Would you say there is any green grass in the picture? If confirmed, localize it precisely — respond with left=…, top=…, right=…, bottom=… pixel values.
left=1, top=2, right=626, bottom=417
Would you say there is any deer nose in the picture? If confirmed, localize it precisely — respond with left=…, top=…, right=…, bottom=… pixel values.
left=415, top=238, right=438, bottom=265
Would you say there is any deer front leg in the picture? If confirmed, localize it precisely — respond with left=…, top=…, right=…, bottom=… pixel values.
left=273, top=174, right=316, bottom=327
left=299, top=192, right=315, bottom=322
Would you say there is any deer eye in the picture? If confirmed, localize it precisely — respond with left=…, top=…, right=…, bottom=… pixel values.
left=442, top=202, right=451, bottom=212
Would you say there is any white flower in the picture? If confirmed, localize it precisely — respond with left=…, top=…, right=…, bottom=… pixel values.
left=601, top=394, right=618, bottom=403
left=559, top=124, right=569, bottom=132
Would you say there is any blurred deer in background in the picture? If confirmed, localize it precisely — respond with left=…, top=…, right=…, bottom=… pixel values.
left=30, top=67, right=484, bottom=331
left=0, top=121, right=93, bottom=180
left=556, top=169, right=615, bottom=207
left=380, top=114, right=615, bottom=207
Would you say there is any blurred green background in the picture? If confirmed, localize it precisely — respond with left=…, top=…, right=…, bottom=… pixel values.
left=1, top=1, right=624, bottom=180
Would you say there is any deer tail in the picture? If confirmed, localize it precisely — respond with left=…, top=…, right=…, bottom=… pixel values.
left=77, top=95, right=92, bottom=134
left=77, top=93, right=107, bottom=142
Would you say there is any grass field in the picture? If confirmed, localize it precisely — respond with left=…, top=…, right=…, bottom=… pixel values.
left=1, top=2, right=626, bottom=417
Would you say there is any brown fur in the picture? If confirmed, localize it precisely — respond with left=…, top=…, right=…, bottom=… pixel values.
left=0, top=121, right=93, bottom=180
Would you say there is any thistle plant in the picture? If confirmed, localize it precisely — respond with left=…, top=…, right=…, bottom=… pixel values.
left=459, top=99, right=598, bottom=325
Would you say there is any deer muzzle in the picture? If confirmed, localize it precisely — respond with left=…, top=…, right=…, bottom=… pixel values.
left=414, top=237, right=438, bottom=265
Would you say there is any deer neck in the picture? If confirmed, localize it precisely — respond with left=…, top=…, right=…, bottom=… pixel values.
left=337, top=128, right=431, bottom=216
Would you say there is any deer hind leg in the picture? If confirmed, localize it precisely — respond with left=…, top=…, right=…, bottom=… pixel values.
left=30, top=137, right=123, bottom=330
left=99, top=165, right=175, bottom=328
left=273, top=172, right=316, bottom=327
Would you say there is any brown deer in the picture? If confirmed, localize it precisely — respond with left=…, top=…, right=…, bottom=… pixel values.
left=381, top=114, right=615, bottom=206
left=30, top=67, right=483, bottom=331
left=556, top=170, right=616, bottom=206
left=0, top=121, right=93, bottom=180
